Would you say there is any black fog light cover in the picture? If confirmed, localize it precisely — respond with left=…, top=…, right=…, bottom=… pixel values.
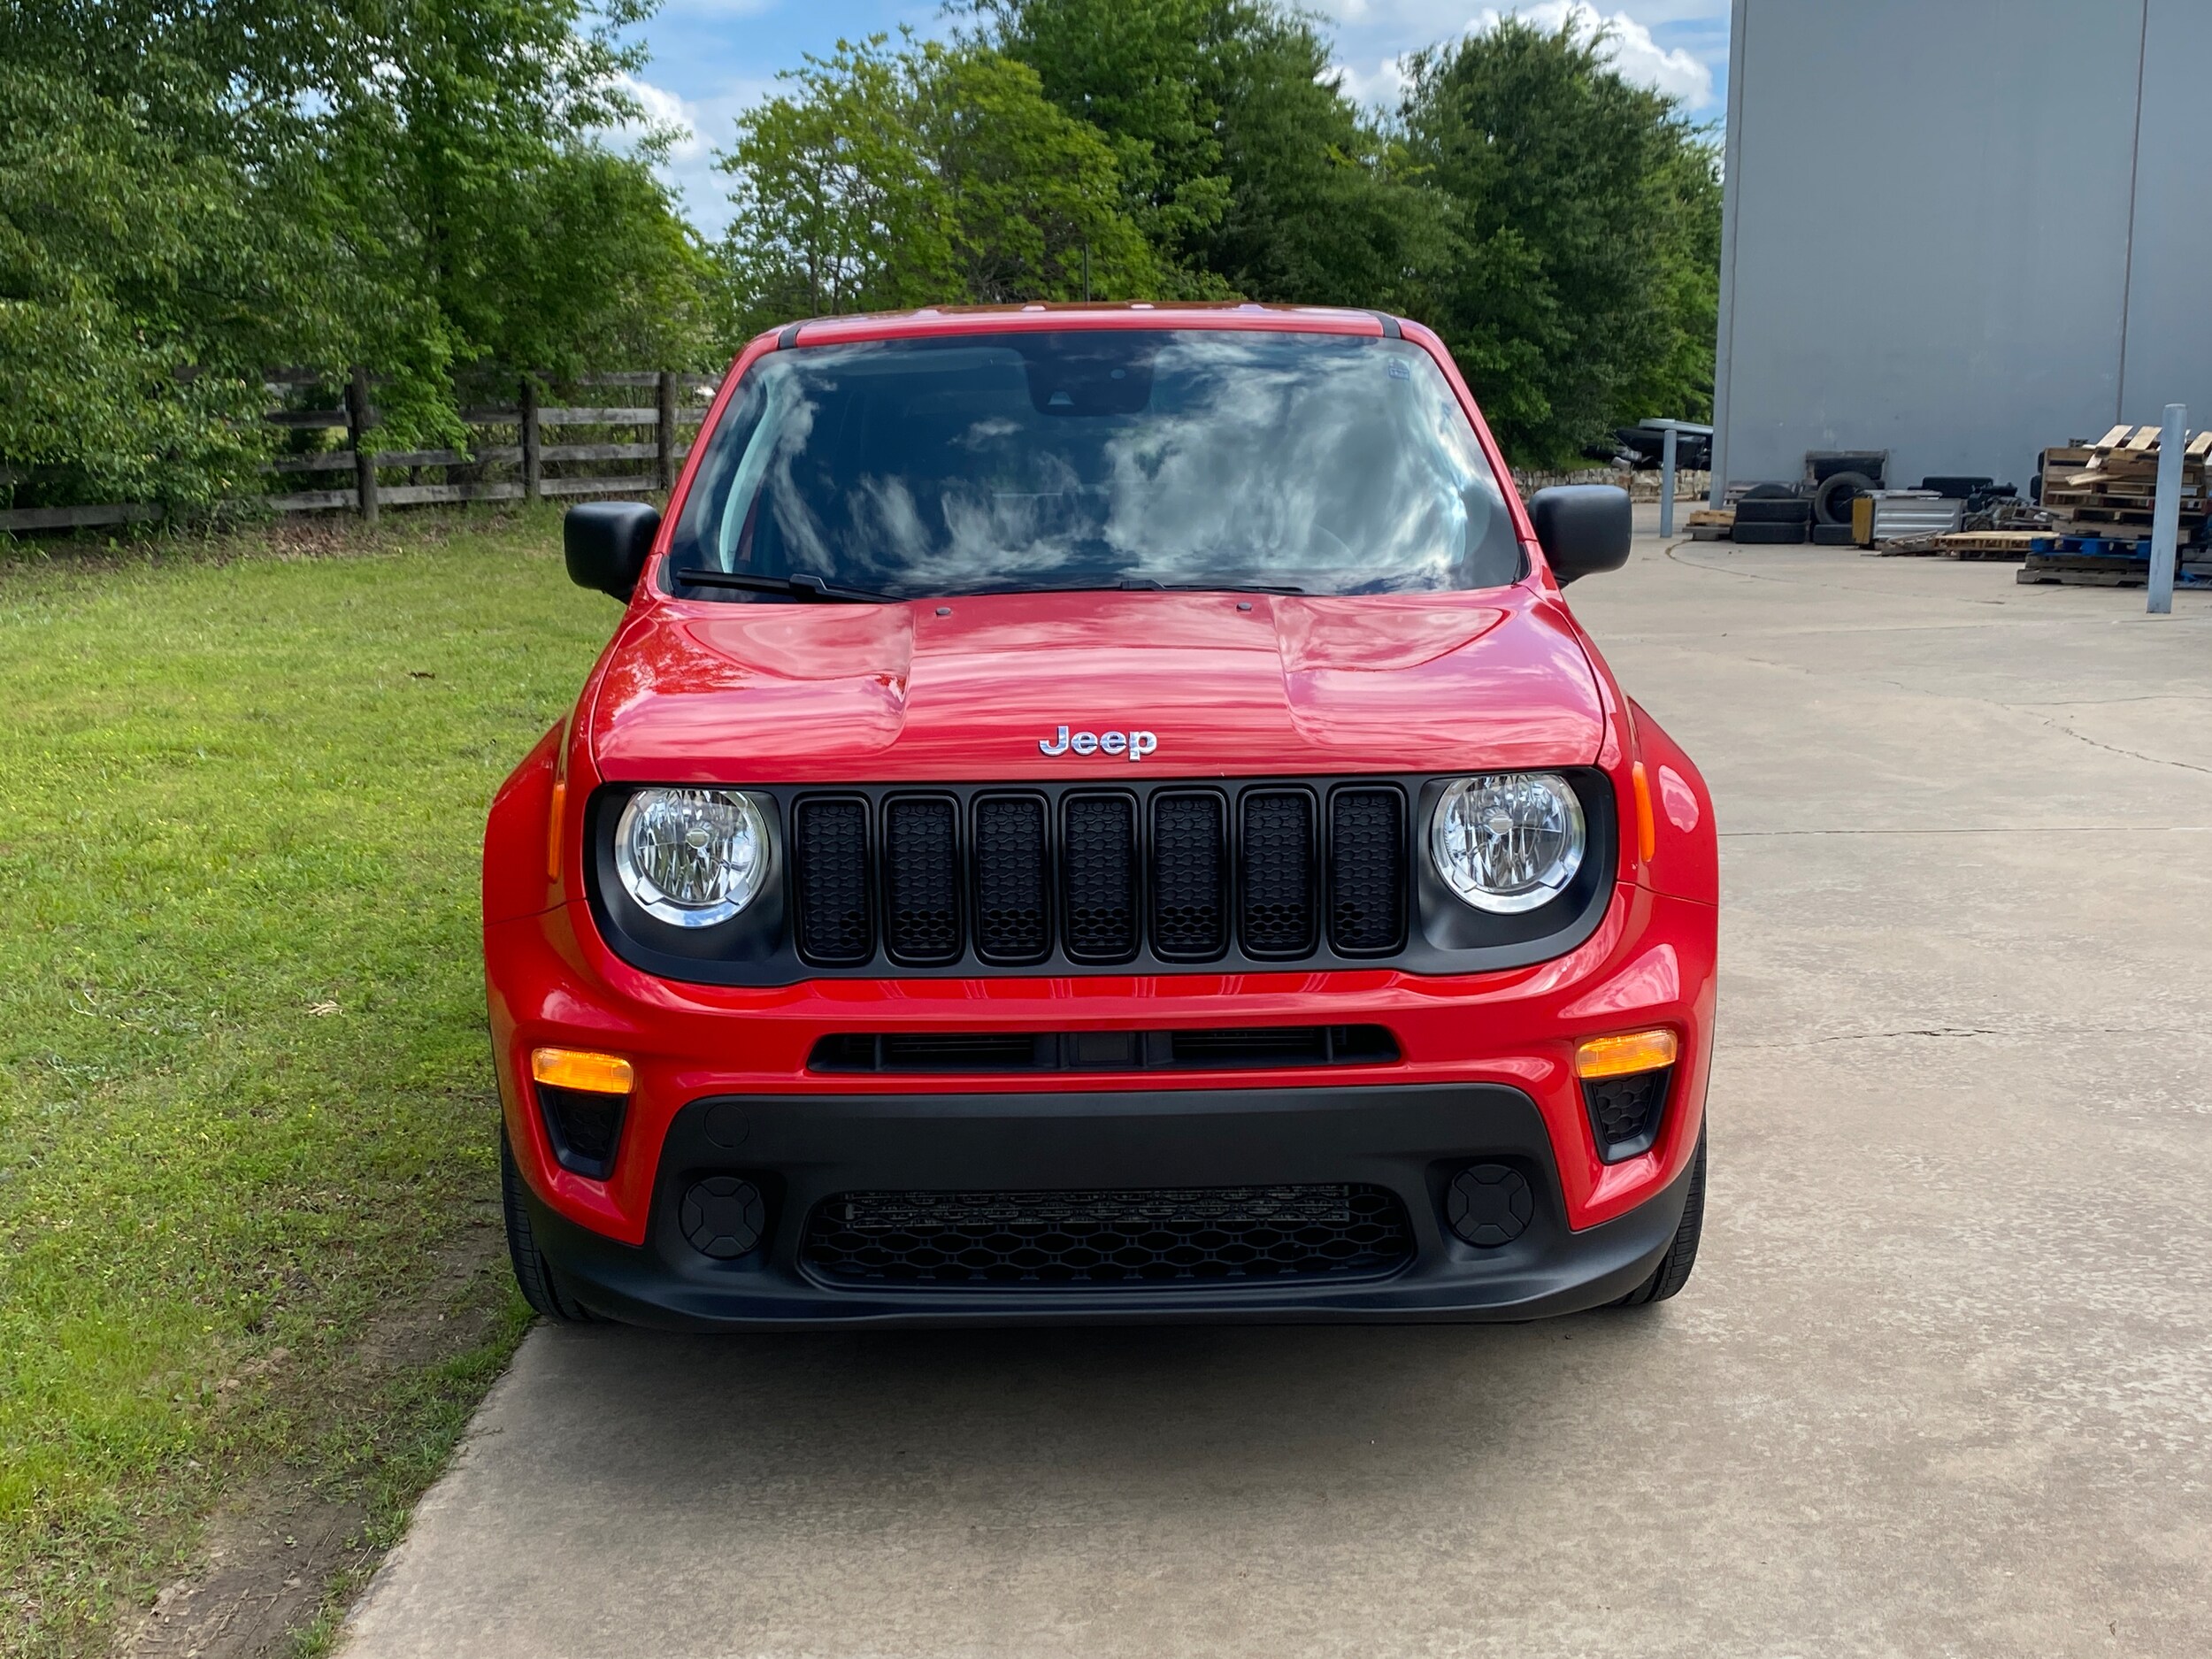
left=1448, top=1164, right=1533, bottom=1248
left=681, top=1177, right=767, bottom=1259
left=536, top=1084, right=627, bottom=1180
left=1582, top=1065, right=1672, bottom=1163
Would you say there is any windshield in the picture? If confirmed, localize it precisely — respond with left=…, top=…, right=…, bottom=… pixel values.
left=664, top=328, right=1523, bottom=601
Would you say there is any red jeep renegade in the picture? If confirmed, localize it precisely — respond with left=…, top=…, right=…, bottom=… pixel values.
left=483, top=305, right=1717, bottom=1327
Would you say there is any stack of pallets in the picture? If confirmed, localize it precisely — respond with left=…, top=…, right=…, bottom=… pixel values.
left=2020, top=424, right=2212, bottom=587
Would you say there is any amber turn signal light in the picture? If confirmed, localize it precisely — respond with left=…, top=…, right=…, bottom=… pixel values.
left=531, top=1047, right=635, bottom=1094
left=1631, top=761, right=1656, bottom=864
left=1574, top=1028, right=1678, bottom=1079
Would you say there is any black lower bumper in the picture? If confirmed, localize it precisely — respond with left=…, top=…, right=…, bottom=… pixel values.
left=526, top=1082, right=1695, bottom=1328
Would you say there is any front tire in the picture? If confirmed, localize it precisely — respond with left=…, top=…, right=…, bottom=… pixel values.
left=502, top=1128, right=598, bottom=1324
left=1610, top=1129, right=1706, bottom=1307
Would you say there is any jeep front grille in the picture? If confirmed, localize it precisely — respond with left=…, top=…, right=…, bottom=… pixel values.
left=792, top=780, right=1406, bottom=972
left=972, top=794, right=1049, bottom=963
left=882, top=795, right=959, bottom=964
left=1150, top=792, right=1226, bottom=958
left=1239, top=789, right=1317, bottom=956
left=791, top=797, right=871, bottom=964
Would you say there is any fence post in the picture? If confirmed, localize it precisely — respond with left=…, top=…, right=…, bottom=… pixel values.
left=2147, top=403, right=2186, bottom=616
left=657, top=371, right=677, bottom=491
left=1658, top=422, right=1679, bottom=538
left=346, top=365, right=378, bottom=526
left=520, top=379, right=541, bottom=503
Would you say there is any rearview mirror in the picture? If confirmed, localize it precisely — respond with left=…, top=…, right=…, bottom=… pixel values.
left=1527, top=485, right=1632, bottom=584
left=565, top=501, right=661, bottom=601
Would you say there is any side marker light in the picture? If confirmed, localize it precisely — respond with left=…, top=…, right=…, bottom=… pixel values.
left=1632, top=762, right=1656, bottom=864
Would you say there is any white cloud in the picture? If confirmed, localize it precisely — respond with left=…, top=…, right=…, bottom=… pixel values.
left=615, top=73, right=704, bottom=160
left=1324, top=0, right=1723, bottom=111
left=1332, top=54, right=1413, bottom=108
left=1315, top=0, right=1724, bottom=27
left=606, top=74, right=778, bottom=235
left=1477, top=3, right=1714, bottom=106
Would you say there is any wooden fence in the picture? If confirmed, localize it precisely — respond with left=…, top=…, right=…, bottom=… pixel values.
left=0, top=369, right=722, bottom=534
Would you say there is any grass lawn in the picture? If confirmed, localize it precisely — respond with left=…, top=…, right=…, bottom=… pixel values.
left=0, top=509, right=614, bottom=1655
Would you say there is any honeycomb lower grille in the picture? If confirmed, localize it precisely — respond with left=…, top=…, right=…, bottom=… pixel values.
left=535, top=1084, right=626, bottom=1180
left=803, top=1185, right=1413, bottom=1287
left=1584, top=1065, right=1671, bottom=1162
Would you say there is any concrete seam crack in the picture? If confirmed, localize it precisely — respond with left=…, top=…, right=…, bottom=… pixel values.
left=1735, top=1025, right=2198, bottom=1050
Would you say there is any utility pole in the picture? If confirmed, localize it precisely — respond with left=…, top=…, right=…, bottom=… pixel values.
left=2147, top=403, right=2187, bottom=615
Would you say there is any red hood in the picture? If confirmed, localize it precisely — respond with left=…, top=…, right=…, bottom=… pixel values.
left=586, top=587, right=1605, bottom=783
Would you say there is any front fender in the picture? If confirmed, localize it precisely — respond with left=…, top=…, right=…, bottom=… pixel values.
left=1629, top=700, right=1718, bottom=906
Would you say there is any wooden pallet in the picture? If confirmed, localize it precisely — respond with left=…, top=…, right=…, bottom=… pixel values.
left=2019, top=565, right=2147, bottom=588
left=2041, top=426, right=2212, bottom=542
left=2011, top=566, right=2212, bottom=588
left=1928, top=531, right=2039, bottom=559
left=2016, top=549, right=2212, bottom=588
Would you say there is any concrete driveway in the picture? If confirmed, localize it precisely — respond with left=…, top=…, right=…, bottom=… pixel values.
left=343, top=526, right=2212, bottom=1658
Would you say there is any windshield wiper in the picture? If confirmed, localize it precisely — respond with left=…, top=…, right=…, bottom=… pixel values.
left=672, top=568, right=896, bottom=603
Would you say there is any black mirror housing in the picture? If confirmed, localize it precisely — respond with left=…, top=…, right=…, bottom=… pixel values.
left=565, top=501, right=661, bottom=601
left=1527, top=485, right=1632, bottom=585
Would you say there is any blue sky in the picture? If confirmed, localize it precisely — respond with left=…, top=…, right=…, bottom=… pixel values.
left=617, top=0, right=1733, bottom=235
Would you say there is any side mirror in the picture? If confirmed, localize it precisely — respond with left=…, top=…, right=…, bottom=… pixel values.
left=1527, top=485, right=1632, bottom=584
left=564, top=501, right=661, bottom=601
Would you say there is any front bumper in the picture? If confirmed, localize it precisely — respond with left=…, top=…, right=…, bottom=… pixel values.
left=522, top=1078, right=1702, bottom=1328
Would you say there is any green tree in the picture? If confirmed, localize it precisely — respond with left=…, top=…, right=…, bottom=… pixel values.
left=0, top=64, right=305, bottom=509
left=1200, top=11, right=1450, bottom=311
left=956, top=0, right=1234, bottom=294
left=1396, top=15, right=1723, bottom=463
left=0, top=0, right=710, bottom=511
left=713, top=34, right=1154, bottom=333
left=715, top=37, right=955, bottom=324
left=918, top=45, right=1156, bottom=304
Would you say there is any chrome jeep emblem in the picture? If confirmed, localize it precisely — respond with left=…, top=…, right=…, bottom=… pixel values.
left=1040, top=725, right=1157, bottom=761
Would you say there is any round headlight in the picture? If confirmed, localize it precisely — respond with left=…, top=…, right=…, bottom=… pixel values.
left=1430, top=772, right=1586, bottom=913
left=614, top=788, right=772, bottom=927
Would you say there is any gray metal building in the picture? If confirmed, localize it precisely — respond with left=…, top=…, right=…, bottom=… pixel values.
left=1710, top=0, right=2212, bottom=499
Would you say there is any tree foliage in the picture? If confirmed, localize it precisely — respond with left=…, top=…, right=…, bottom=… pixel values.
left=0, top=0, right=710, bottom=510
left=1396, top=16, right=1724, bottom=462
left=714, top=35, right=1155, bottom=334
left=0, top=0, right=1725, bottom=511
left=956, top=1, right=1717, bottom=460
left=959, top=0, right=1446, bottom=308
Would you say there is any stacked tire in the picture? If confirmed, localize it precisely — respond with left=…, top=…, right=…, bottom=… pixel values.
left=1811, top=471, right=1875, bottom=544
left=1732, top=486, right=1812, bottom=545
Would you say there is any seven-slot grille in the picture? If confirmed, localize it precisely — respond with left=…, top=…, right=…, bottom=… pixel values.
left=791, top=783, right=1408, bottom=970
